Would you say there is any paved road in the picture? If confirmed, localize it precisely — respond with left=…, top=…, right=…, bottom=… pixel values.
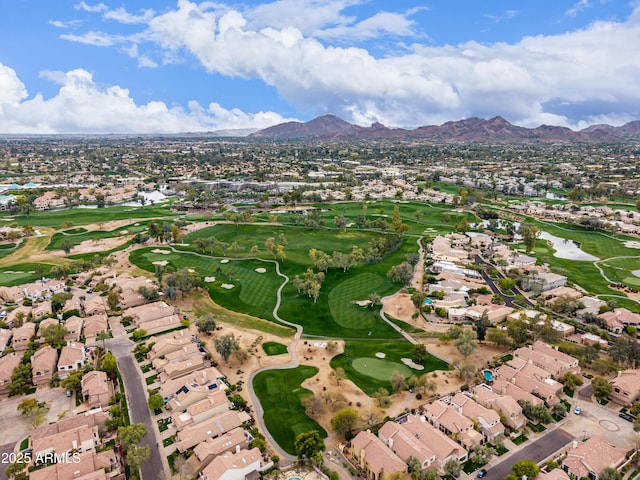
left=485, top=429, right=574, bottom=479
left=106, top=318, right=169, bottom=480
left=118, top=355, right=167, bottom=480
left=0, top=443, right=16, bottom=480
left=578, top=383, right=594, bottom=400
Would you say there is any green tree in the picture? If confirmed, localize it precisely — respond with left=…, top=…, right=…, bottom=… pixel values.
left=17, top=398, right=48, bottom=429
left=392, top=204, right=410, bottom=236
left=118, top=423, right=147, bottom=450
left=39, top=323, right=68, bottom=349
left=61, top=371, right=84, bottom=392
left=214, top=334, right=240, bottom=362
left=592, top=376, right=612, bottom=401
left=107, top=290, right=120, bottom=311
left=469, top=443, right=494, bottom=466
left=455, top=329, right=478, bottom=358
left=390, top=371, right=407, bottom=392
left=196, top=313, right=217, bottom=334
left=387, top=262, right=414, bottom=286
left=475, top=311, right=491, bottom=342
left=96, top=330, right=110, bottom=350
left=8, top=363, right=32, bottom=396
left=411, top=291, right=427, bottom=309
left=331, top=408, right=359, bottom=438
left=294, top=430, right=325, bottom=462
left=520, top=224, right=541, bottom=253
left=443, top=458, right=461, bottom=478
left=411, top=344, right=429, bottom=363
left=599, top=467, right=623, bottom=480
left=125, top=444, right=151, bottom=471
left=148, top=394, right=164, bottom=412
left=60, top=239, right=72, bottom=254
left=559, top=372, right=584, bottom=391
left=511, top=459, right=539, bottom=478
left=100, top=351, right=118, bottom=379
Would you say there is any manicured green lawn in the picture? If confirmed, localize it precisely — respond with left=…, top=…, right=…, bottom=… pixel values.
left=0, top=242, right=18, bottom=260
left=328, top=273, right=388, bottom=330
left=129, top=248, right=281, bottom=322
left=252, top=366, right=327, bottom=454
left=262, top=341, right=288, bottom=356
left=330, top=340, right=449, bottom=395
left=351, top=358, right=411, bottom=380
left=0, top=204, right=176, bottom=228
left=0, top=263, right=54, bottom=286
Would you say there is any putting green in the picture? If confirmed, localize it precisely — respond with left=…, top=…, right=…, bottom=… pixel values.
left=351, top=357, right=411, bottom=381
left=623, top=276, right=640, bottom=287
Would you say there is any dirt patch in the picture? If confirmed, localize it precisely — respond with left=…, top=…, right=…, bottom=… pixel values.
left=609, top=284, right=640, bottom=299
left=71, top=236, right=132, bottom=255
left=382, top=292, right=421, bottom=325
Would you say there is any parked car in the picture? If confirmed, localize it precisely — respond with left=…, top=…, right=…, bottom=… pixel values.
left=477, top=469, right=487, bottom=478
left=66, top=389, right=73, bottom=397
left=574, top=406, right=581, bottom=415
left=619, top=413, right=634, bottom=422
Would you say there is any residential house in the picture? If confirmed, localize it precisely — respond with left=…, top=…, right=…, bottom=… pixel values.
left=158, top=356, right=205, bottom=383
left=176, top=410, right=251, bottom=452
left=81, top=370, right=111, bottom=408
left=521, top=272, right=567, bottom=292
left=83, top=313, right=108, bottom=339
left=63, top=315, right=83, bottom=341
left=378, top=420, right=460, bottom=473
left=83, top=296, right=107, bottom=317
left=194, top=428, right=250, bottom=470
left=0, top=328, right=12, bottom=353
left=609, top=370, right=640, bottom=406
left=537, top=470, right=570, bottom=480
left=125, top=301, right=176, bottom=325
left=0, top=285, right=24, bottom=303
left=31, top=425, right=100, bottom=457
left=30, top=409, right=109, bottom=443
left=31, top=345, right=58, bottom=387
left=6, top=305, right=31, bottom=326
left=12, top=321, right=36, bottom=351
left=423, top=400, right=483, bottom=448
left=171, top=390, right=232, bottom=429
left=449, top=393, right=504, bottom=442
left=465, top=304, right=515, bottom=324
left=29, top=449, right=118, bottom=480
left=351, top=430, right=407, bottom=480
left=598, top=308, right=640, bottom=334
left=152, top=342, right=201, bottom=370
left=149, top=329, right=195, bottom=360
left=160, top=367, right=226, bottom=404
left=562, top=437, right=626, bottom=480
left=473, top=384, right=526, bottom=430
left=198, top=448, right=262, bottom=480
left=37, top=318, right=59, bottom=343
left=31, top=301, right=52, bottom=319
left=57, top=342, right=86, bottom=378
left=513, top=341, right=580, bottom=378
left=0, top=352, right=21, bottom=395
left=139, top=313, right=183, bottom=336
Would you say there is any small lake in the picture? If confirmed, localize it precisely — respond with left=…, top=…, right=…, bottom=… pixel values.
left=546, top=192, right=566, bottom=200
left=539, top=231, right=598, bottom=261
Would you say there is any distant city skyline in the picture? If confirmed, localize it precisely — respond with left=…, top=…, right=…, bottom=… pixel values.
left=1, top=0, right=639, bottom=134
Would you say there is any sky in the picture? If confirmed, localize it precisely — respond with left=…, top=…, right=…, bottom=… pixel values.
left=0, top=0, right=639, bottom=134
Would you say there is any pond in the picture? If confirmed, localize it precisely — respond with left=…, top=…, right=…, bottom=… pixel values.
left=539, top=231, right=598, bottom=261
left=546, top=192, right=566, bottom=200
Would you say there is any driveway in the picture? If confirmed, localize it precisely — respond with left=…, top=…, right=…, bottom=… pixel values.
left=0, top=443, right=16, bottom=480
left=485, top=429, right=574, bottom=479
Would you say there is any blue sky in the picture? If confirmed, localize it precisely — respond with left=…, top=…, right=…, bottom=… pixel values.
left=0, top=0, right=639, bottom=133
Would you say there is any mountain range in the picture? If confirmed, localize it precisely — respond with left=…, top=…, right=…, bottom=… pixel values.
left=248, top=114, right=640, bottom=143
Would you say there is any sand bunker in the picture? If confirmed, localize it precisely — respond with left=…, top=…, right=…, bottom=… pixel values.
left=375, top=352, right=386, bottom=359
left=625, top=241, right=640, bottom=249
left=355, top=300, right=372, bottom=307
left=151, top=249, right=171, bottom=254
left=255, top=268, right=267, bottom=273
left=188, top=268, right=195, bottom=273
left=220, top=259, right=229, bottom=264
left=152, top=260, right=168, bottom=266
left=204, top=276, right=216, bottom=283
left=314, top=342, right=327, bottom=348
left=221, top=283, right=234, bottom=289
left=402, top=358, right=424, bottom=370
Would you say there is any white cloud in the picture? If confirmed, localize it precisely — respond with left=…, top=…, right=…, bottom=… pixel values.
left=0, top=64, right=295, bottom=134
left=119, top=1, right=639, bottom=128
left=49, top=19, right=83, bottom=29
left=103, top=7, right=155, bottom=25
left=74, top=1, right=107, bottom=13
left=60, top=31, right=124, bottom=47
left=567, top=0, right=591, bottom=17
left=318, top=12, right=418, bottom=41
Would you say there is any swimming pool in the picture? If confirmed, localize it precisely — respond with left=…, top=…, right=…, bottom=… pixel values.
left=424, top=298, right=432, bottom=305
left=483, top=370, right=494, bottom=382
